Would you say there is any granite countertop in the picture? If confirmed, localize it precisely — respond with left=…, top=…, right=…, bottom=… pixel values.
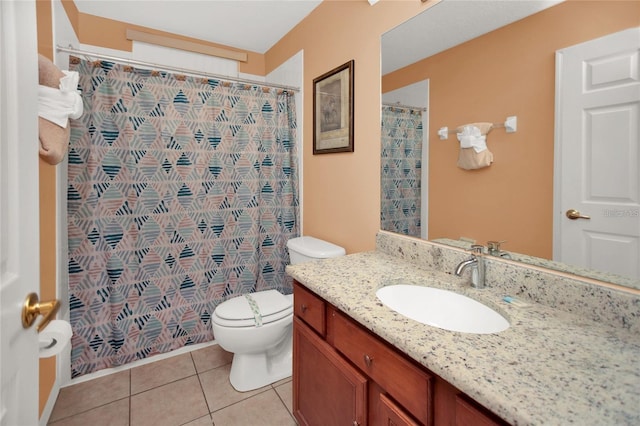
left=286, top=251, right=640, bottom=426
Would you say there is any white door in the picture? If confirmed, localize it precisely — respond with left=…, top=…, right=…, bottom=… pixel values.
left=0, top=0, right=41, bottom=425
left=554, top=27, right=640, bottom=279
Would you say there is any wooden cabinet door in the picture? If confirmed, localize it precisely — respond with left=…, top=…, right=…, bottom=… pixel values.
left=293, top=317, right=368, bottom=426
left=377, top=392, right=420, bottom=426
left=455, top=395, right=507, bottom=426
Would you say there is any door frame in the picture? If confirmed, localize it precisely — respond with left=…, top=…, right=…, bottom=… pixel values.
left=0, top=0, right=41, bottom=424
left=552, top=26, right=640, bottom=264
left=552, top=36, right=570, bottom=262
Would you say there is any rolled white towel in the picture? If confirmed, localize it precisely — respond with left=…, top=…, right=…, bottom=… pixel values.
left=456, top=125, right=487, bottom=153
left=38, top=70, right=83, bottom=128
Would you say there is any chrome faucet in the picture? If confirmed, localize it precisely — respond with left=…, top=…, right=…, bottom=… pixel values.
left=487, top=240, right=512, bottom=259
left=454, top=245, right=486, bottom=289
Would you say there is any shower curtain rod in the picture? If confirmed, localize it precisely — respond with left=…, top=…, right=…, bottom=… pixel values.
left=382, top=102, right=426, bottom=112
left=56, top=45, right=300, bottom=93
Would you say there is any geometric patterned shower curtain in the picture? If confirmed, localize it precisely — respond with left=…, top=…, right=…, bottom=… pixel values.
left=66, top=57, right=298, bottom=377
left=380, top=105, right=422, bottom=238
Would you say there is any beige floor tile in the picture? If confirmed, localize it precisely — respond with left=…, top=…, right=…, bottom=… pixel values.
left=130, top=375, right=208, bottom=426
left=191, top=344, right=233, bottom=373
left=211, top=389, right=296, bottom=426
left=49, top=370, right=130, bottom=422
left=47, top=398, right=129, bottom=426
left=131, top=352, right=196, bottom=394
left=182, top=413, right=214, bottom=426
left=199, top=364, right=268, bottom=412
left=273, top=381, right=293, bottom=415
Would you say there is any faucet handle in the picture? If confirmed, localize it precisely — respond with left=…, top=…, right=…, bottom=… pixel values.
left=487, top=240, right=506, bottom=251
left=470, top=244, right=484, bottom=254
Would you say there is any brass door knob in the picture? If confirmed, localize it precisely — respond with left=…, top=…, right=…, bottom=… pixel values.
left=566, top=209, right=591, bottom=220
left=22, top=293, right=60, bottom=332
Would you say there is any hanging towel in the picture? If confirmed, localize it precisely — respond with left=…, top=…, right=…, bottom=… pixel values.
left=456, top=122, right=494, bottom=170
left=38, top=71, right=83, bottom=128
left=37, top=54, right=83, bottom=165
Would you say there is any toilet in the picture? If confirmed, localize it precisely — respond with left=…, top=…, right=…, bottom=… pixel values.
left=211, top=236, right=346, bottom=391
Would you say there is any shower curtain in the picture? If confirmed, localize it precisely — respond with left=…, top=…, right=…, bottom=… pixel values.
left=67, top=57, right=298, bottom=377
left=380, top=106, right=423, bottom=238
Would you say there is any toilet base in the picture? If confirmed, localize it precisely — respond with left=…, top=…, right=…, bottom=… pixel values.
left=228, top=332, right=292, bottom=392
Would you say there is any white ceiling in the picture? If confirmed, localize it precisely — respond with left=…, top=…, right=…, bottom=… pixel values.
left=382, top=0, right=563, bottom=75
left=73, top=0, right=323, bottom=54
left=74, top=0, right=562, bottom=71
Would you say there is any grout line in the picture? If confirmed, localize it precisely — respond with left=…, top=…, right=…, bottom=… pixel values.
left=272, top=383, right=296, bottom=422
left=47, top=397, right=131, bottom=425
left=194, top=352, right=214, bottom=415
left=208, top=386, right=273, bottom=415
left=128, top=369, right=132, bottom=426
left=131, top=372, right=200, bottom=396
left=178, top=413, right=213, bottom=426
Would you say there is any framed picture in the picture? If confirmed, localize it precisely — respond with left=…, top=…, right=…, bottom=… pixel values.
left=313, top=60, right=354, bottom=154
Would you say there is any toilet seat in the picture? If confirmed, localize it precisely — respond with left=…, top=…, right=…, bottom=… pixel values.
left=213, top=290, right=293, bottom=328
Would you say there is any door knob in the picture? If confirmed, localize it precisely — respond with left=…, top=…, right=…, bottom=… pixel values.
left=566, top=209, right=591, bottom=220
left=22, top=293, right=60, bottom=332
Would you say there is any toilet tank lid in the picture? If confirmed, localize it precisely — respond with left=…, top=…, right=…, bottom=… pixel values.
left=287, top=236, right=346, bottom=258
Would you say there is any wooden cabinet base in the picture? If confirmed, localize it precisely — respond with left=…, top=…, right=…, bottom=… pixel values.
left=293, top=281, right=508, bottom=426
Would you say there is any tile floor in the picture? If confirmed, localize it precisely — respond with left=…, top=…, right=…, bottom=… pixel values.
left=47, top=345, right=296, bottom=426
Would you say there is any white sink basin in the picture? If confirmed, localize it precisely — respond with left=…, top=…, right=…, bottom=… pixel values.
left=376, top=285, right=509, bottom=334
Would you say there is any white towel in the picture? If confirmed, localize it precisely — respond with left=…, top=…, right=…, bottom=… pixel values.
left=38, top=71, right=83, bottom=128
left=456, top=125, right=487, bottom=153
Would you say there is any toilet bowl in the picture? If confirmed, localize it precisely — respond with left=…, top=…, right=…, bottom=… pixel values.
left=211, top=290, right=294, bottom=392
left=211, top=236, right=345, bottom=392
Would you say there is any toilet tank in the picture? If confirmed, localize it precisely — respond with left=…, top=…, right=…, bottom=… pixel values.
left=287, top=236, right=346, bottom=265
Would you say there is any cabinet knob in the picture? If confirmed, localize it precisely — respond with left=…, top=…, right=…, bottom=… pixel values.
left=301, top=304, right=307, bottom=313
left=352, top=422, right=359, bottom=426
left=364, top=354, right=374, bottom=367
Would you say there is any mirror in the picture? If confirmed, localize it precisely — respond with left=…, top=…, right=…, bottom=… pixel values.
left=381, top=0, right=640, bottom=290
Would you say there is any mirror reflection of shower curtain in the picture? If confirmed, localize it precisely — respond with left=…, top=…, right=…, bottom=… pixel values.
left=381, top=106, right=422, bottom=238
left=66, top=58, right=298, bottom=378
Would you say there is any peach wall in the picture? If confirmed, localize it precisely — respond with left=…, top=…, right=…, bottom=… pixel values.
left=36, top=0, right=57, bottom=417
left=382, top=0, right=640, bottom=259
left=266, top=0, right=436, bottom=253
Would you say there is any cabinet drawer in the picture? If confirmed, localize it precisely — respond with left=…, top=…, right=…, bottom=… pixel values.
left=293, top=281, right=326, bottom=337
left=328, top=307, right=432, bottom=425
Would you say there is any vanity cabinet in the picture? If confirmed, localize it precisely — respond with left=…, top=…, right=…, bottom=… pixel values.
left=293, top=316, right=367, bottom=425
left=292, top=281, right=508, bottom=426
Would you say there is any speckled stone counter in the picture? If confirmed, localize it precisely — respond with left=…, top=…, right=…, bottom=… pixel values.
left=432, top=237, right=640, bottom=291
left=286, top=232, right=640, bottom=426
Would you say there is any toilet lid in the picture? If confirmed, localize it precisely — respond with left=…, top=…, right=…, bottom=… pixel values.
left=215, top=290, right=292, bottom=326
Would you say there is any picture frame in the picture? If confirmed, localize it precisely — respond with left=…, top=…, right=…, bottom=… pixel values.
left=313, top=60, right=354, bottom=154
